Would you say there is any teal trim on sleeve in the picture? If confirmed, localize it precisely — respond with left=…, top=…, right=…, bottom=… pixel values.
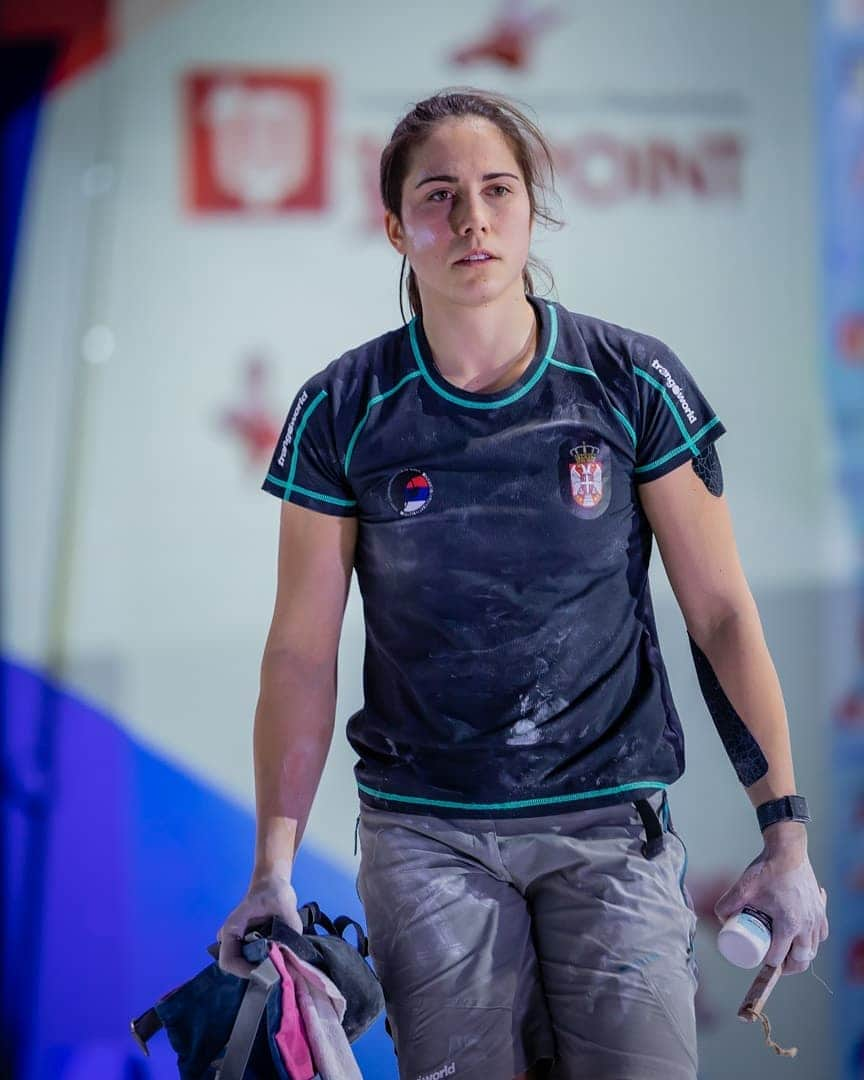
left=285, top=388, right=328, bottom=491
left=547, top=359, right=637, bottom=448
left=409, top=301, right=558, bottom=408
left=357, top=779, right=668, bottom=812
left=633, top=367, right=699, bottom=454
left=344, top=370, right=423, bottom=478
left=612, top=408, right=637, bottom=448
left=634, top=416, right=722, bottom=475
left=548, top=359, right=599, bottom=380
left=265, top=475, right=357, bottom=507
left=270, top=387, right=357, bottom=505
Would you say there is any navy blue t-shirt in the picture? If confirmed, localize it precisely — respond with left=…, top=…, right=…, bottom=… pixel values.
left=262, top=295, right=726, bottom=818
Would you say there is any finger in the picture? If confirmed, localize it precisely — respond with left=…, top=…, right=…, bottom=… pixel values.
left=218, top=931, right=253, bottom=978
left=768, top=924, right=806, bottom=971
left=713, top=888, right=740, bottom=923
left=783, top=936, right=812, bottom=975
left=765, top=923, right=795, bottom=969
left=818, top=888, right=829, bottom=941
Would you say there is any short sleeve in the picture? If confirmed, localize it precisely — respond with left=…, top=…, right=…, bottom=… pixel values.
left=262, top=375, right=358, bottom=516
left=631, top=339, right=727, bottom=483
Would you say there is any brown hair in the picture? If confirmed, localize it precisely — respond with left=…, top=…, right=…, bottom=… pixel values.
left=379, top=86, right=564, bottom=322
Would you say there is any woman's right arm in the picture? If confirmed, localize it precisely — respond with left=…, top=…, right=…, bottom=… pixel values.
left=218, top=499, right=357, bottom=974
left=252, top=498, right=358, bottom=881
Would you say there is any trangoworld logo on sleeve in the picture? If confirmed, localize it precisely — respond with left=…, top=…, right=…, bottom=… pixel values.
left=277, top=389, right=309, bottom=466
left=650, top=356, right=698, bottom=424
left=416, top=1063, right=456, bottom=1080
left=388, top=467, right=434, bottom=516
left=564, top=439, right=612, bottom=518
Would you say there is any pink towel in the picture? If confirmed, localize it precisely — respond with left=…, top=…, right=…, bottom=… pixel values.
left=268, top=943, right=315, bottom=1080
left=278, top=944, right=362, bottom=1080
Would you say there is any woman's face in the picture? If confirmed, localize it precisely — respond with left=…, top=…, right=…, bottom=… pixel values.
left=385, top=116, right=533, bottom=309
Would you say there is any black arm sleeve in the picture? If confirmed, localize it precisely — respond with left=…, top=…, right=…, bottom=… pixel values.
left=689, top=635, right=769, bottom=787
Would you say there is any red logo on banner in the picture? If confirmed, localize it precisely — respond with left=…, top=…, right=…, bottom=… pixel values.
left=833, top=0, right=864, bottom=26
left=848, top=937, right=864, bottom=983
left=218, top=354, right=281, bottom=465
left=839, top=314, right=864, bottom=363
left=185, top=71, right=328, bottom=212
left=835, top=690, right=864, bottom=729
left=448, top=1, right=565, bottom=70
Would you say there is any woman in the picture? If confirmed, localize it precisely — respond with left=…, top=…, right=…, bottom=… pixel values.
left=217, top=88, right=828, bottom=1080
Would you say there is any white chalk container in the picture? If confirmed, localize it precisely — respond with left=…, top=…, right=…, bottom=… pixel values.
left=717, top=905, right=773, bottom=968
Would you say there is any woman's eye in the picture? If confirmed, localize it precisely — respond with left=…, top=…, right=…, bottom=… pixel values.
left=428, top=186, right=511, bottom=202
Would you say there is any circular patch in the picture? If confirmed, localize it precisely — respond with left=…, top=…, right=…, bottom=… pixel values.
left=387, top=468, right=434, bottom=516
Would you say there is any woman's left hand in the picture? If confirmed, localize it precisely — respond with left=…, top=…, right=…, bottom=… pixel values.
left=713, top=822, right=828, bottom=975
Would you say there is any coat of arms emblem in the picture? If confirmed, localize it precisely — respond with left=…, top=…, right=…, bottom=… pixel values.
left=569, top=442, right=604, bottom=508
left=565, top=438, right=612, bottom=519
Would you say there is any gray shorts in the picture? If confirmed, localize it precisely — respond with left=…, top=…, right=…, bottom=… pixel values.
left=355, top=789, right=699, bottom=1080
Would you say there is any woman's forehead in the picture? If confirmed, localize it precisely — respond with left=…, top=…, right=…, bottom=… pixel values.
left=409, top=119, right=519, bottom=178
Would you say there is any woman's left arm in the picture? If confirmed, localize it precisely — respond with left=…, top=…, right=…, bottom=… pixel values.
left=639, top=455, right=829, bottom=975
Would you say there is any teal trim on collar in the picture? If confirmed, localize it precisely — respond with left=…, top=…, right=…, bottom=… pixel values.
left=357, top=779, right=668, bottom=812
left=408, top=299, right=558, bottom=409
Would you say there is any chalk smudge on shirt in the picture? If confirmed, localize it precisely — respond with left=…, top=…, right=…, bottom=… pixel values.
left=507, top=717, right=541, bottom=746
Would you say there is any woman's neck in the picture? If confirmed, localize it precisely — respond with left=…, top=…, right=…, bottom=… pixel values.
left=420, top=291, right=538, bottom=393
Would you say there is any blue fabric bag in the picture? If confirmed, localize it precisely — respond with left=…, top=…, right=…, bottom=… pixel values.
left=130, top=903, right=384, bottom=1079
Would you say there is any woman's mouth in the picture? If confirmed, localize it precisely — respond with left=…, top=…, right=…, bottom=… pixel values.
left=456, top=253, right=497, bottom=266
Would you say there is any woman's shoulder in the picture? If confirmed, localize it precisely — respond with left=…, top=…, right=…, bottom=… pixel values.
left=299, top=322, right=407, bottom=402
left=551, top=298, right=676, bottom=365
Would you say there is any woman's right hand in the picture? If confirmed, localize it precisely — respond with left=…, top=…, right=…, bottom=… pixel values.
left=216, top=868, right=304, bottom=977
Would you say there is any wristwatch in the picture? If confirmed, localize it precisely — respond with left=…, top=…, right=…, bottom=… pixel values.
left=756, top=794, right=811, bottom=832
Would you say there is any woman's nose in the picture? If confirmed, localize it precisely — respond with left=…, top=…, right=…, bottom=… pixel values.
left=452, top=192, right=489, bottom=235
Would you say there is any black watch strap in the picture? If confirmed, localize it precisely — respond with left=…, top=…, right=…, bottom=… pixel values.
left=757, top=794, right=811, bottom=831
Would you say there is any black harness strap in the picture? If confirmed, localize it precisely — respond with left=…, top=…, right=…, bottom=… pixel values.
left=634, top=798, right=665, bottom=859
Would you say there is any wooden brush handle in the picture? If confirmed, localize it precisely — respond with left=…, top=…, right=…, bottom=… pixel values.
left=738, top=962, right=783, bottom=1020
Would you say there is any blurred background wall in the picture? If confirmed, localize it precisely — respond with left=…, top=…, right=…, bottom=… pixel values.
left=2, top=1, right=862, bottom=1077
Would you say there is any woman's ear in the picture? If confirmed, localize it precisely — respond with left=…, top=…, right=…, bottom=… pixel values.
left=384, top=210, right=406, bottom=256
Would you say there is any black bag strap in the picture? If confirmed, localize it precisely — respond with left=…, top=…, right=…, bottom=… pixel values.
left=333, top=915, right=369, bottom=958
left=298, top=902, right=338, bottom=937
left=634, top=798, right=665, bottom=860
